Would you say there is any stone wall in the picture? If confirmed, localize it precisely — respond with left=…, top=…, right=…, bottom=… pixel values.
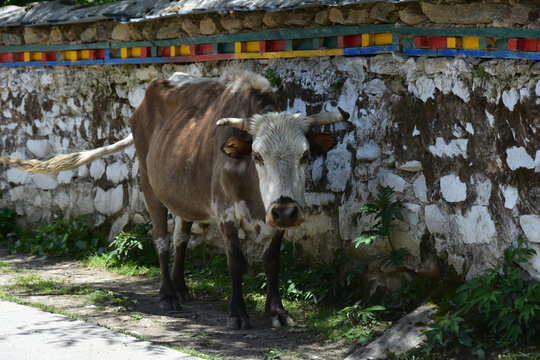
left=0, top=56, right=539, bottom=292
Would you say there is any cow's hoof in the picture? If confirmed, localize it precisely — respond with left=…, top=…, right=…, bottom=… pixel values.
left=159, top=297, right=182, bottom=311
left=227, top=316, right=250, bottom=330
left=268, top=314, right=294, bottom=328
left=176, top=290, right=194, bottom=303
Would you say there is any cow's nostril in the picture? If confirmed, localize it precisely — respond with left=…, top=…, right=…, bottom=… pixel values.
left=271, top=207, right=282, bottom=222
left=290, top=206, right=298, bottom=221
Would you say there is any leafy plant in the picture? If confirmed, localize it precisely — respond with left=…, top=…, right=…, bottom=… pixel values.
left=0, top=208, right=17, bottom=242
left=262, top=67, right=282, bottom=87
left=8, top=214, right=104, bottom=259
left=425, top=239, right=540, bottom=356
left=107, top=222, right=156, bottom=266
left=352, top=186, right=404, bottom=253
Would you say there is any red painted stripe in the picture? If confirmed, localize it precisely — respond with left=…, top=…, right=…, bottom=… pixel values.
left=523, top=38, right=538, bottom=52
left=197, top=44, right=213, bottom=55
left=341, top=35, right=362, bottom=48
left=428, top=36, right=447, bottom=49
left=266, top=40, right=286, bottom=52
left=414, top=36, right=428, bottom=48
left=259, top=41, right=268, bottom=52
left=508, top=38, right=524, bottom=51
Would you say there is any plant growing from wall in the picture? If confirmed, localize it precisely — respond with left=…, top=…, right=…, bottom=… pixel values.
left=262, top=67, right=282, bottom=88
left=424, top=239, right=540, bottom=358
left=352, top=186, right=409, bottom=269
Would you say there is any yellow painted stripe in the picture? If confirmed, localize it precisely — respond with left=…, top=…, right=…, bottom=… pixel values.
left=179, top=45, right=190, bottom=55
left=31, top=52, right=42, bottom=61
left=24, top=52, right=31, bottom=62
left=235, top=49, right=343, bottom=59
left=169, top=46, right=176, bottom=56
left=80, top=50, right=90, bottom=60
left=120, top=48, right=129, bottom=59
left=131, top=47, right=141, bottom=58
left=374, top=33, right=392, bottom=46
left=245, top=41, right=260, bottom=52
left=447, top=37, right=457, bottom=49
left=62, top=50, right=78, bottom=61
left=234, top=42, right=242, bottom=54
left=463, top=36, right=480, bottom=50
left=361, top=34, right=371, bottom=47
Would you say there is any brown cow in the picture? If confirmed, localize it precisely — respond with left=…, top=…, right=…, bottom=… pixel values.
left=0, top=70, right=348, bottom=329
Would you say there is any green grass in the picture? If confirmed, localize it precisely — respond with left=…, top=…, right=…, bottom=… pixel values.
left=169, top=346, right=225, bottom=360
left=84, top=254, right=161, bottom=278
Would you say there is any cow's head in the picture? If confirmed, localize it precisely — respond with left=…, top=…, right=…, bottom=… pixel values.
left=217, top=108, right=349, bottom=229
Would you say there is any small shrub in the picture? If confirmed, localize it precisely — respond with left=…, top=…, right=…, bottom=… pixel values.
left=8, top=214, right=104, bottom=259
left=262, top=67, right=282, bottom=87
left=107, top=222, right=156, bottom=266
left=425, top=239, right=540, bottom=356
left=0, top=208, right=17, bottom=242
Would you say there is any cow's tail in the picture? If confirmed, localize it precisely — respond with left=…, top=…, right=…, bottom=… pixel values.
left=0, top=133, right=134, bottom=174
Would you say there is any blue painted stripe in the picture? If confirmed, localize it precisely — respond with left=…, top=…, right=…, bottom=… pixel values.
left=2, top=61, right=43, bottom=67
left=342, top=45, right=396, bottom=55
left=438, top=49, right=540, bottom=60
left=403, top=48, right=439, bottom=57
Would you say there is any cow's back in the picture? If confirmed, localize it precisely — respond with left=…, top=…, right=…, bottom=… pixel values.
left=130, top=72, right=277, bottom=222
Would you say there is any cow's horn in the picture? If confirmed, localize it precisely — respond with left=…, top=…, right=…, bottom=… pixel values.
left=307, top=107, right=350, bottom=128
left=216, top=117, right=251, bottom=131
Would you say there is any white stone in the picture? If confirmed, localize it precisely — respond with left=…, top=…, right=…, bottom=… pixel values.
left=310, top=157, right=324, bottom=182
left=440, top=174, right=466, bottom=203
left=536, top=150, right=540, bottom=173
left=403, top=203, right=421, bottom=226
left=54, top=191, right=70, bottom=210
left=377, top=170, right=407, bottom=193
left=414, top=77, right=435, bottom=102
left=459, top=206, right=496, bottom=244
left=520, top=215, right=540, bottom=243
left=519, top=88, right=530, bottom=101
left=106, top=161, right=129, bottom=183
left=356, top=140, right=381, bottom=161
left=413, top=174, right=427, bottom=203
left=78, top=165, right=88, bottom=177
left=109, top=212, right=130, bottom=241
left=93, top=185, right=124, bottom=216
left=412, top=126, right=420, bottom=136
left=26, top=139, right=50, bottom=158
left=502, top=88, right=519, bottom=111
left=6, top=168, right=29, bottom=184
left=434, top=76, right=452, bottom=95
left=9, top=186, right=25, bottom=201
left=89, top=159, right=105, bottom=179
left=485, top=110, right=494, bottom=127
left=305, top=192, right=335, bottom=206
left=364, top=79, right=386, bottom=95
left=501, top=185, right=519, bottom=209
left=536, top=80, right=540, bottom=97
left=398, top=160, right=422, bottom=172
left=505, top=146, right=534, bottom=170
left=287, top=98, right=306, bottom=114
left=57, top=170, right=74, bottom=184
left=128, top=84, right=146, bottom=108
left=32, top=174, right=58, bottom=190
left=324, top=142, right=351, bottom=192
left=475, top=178, right=492, bottom=205
left=451, top=80, right=470, bottom=103
left=429, top=138, right=468, bottom=158
left=425, top=204, right=446, bottom=234
left=465, top=123, right=474, bottom=135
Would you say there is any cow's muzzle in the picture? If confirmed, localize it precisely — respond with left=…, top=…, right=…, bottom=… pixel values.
left=266, top=197, right=305, bottom=229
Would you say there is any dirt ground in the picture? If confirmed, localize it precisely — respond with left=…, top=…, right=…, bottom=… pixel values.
left=0, top=247, right=355, bottom=360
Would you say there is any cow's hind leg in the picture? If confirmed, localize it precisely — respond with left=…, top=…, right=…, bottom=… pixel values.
left=263, top=231, right=294, bottom=327
left=171, top=217, right=193, bottom=302
left=218, top=220, right=250, bottom=330
left=140, top=175, right=181, bottom=311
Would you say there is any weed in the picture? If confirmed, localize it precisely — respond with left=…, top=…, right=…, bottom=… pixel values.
left=0, top=208, right=17, bottom=242
left=130, top=314, right=143, bottom=320
left=263, top=67, right=282, bottom=87
left=107, top=222, right=156, bottom=266
left=425, top=239, right=540, bottom=357
left=6, top=214, right=105, bottom=259
left=332, top=78, right=346, bottom=93
left=85, top=254, right=161, bottom=278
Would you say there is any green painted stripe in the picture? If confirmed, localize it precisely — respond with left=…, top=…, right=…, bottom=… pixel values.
left=153, top=24, right=395, bottom=46
left=0, top=42, right=110, bottom=53
left=395, top=27, right=540, bottom=38
left=110, top=41, right=155, bottom=49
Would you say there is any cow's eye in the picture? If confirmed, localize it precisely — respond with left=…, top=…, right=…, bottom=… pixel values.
left=253, top=152, right=264, bottom=165
left=300, top=151, right=310, bottom=164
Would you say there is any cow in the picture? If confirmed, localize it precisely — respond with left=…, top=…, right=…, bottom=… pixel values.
left=0, top=70, right=348, bottom=329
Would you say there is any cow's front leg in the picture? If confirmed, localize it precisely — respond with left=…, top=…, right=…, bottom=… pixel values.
left=263, top=230, right=294, bottom=328
left=218, top=220, right=250, bottom=330
left=171, top=217, right=193, bottom=302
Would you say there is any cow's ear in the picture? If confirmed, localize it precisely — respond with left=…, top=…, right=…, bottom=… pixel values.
left=309, top=133, right=337, bottom=155
left=221, top=136, right=252, bottom=159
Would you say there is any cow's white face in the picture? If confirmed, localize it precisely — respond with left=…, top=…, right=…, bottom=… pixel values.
left=250, top=112, right=310, bottom=228
left=218, top=109, right=347, bottom=229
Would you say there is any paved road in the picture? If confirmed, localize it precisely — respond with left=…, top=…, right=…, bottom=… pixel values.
left=0, top=300, right=202, bottom=360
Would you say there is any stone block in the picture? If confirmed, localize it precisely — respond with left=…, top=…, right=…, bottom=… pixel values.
left=200, top=18, right=217, bottom=35
left=345, top=9, right=370, bottom=25
left=94, top=185, right=123, bottom=216
left=399, top=6, right=427, bottom=25
left=506, top=146, right=534, bottom=170
left=49, top=27, right=64, bottom=44
left=26, top=139, right=50, bottom=158
left=181, top=18, right=199, bottom=35
left=440, top=174, right=466, bottom=203
left=328, top=8, right=345, bottom=24
left=370, top=2, right=397, bottom=22
left=112, top=24, right=131, bottom=42
left=314, top=10, right=329, bottom=25
left=413, top=174, right=427, bottom=203
left=220, top=18, right=243, bottom=32
left=520, top=215, right=540, bottom=244
left=80, top=25, right=97, bottom=43
left=262, top=12, right=283, bottom=28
